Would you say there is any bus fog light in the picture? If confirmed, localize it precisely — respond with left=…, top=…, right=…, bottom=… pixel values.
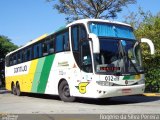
left=97, top=90, right=102, bottom=94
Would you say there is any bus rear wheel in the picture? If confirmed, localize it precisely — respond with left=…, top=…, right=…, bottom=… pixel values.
left=16, top=82, right=21, bottom=96
left=11, top=83, right=17, bottom=95
left=58, top=80, right=75, bottom=102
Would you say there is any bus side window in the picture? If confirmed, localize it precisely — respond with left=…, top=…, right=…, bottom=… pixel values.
left=17, top=52, right=21, bottom=63
left=39, top=43, right=42, bottom=57
left=71, top=25, right=87, bottom=51
left=9, top=56, right=13, bottom=66
left=22, top=50, right=25, bottom=62
left=55, top=34, right=63, bottom=53
left=13, top=54, right=17, bottom=65
left=48, top=40, right=54, bottom=54
left=5, top=56, right=9, bottom=67
left=71, top=26, right=79, bottom=51
left=34, top=43, right=42, bottom=58
left=63, top=31, right=69, bottom=51
left=42, top=41, right=48, bottom=56
left=25, top=48, right=32, bottom=61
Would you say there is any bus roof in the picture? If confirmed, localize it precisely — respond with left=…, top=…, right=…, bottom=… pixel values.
left=6, top=34, right=48, bottom=57
left=6, top=19, right=132, bottom=57
left=67, top=19, right=132, bottom=27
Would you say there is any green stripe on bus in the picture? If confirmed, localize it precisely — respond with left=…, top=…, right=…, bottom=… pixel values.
left=37, top=54, right=55, bottom=93
left=31, top=57, right=45, bottom=92
left=123, top=75, right=135, bottom=80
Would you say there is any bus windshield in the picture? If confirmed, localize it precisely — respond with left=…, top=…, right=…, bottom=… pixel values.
left=94, top=38, right=143, bottom=75
left=89, top=22, right=135, bottom=39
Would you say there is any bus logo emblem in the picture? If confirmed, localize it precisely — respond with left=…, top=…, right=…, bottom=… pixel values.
left=125, top=80, right=128, bottom=85
left=75, top=82, right=89, bottom=94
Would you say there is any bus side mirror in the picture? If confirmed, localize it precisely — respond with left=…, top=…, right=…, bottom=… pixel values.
left=88, top=33, right=100, bottom=54
left=140, top=38, right=155, bottom=55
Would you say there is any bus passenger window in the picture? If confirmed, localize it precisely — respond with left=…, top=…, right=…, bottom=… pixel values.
left=71, top=26, right=79, bottom=51
left=55, top=34, right=63, bottom=52
left=5, top=56, right=9, bottom=67
left=34, top=45, right=38, bottom=58
left=48, top=40, right=54, bottom=54
left=34, top=43, right=42, bottom=58
left=17, top=52, right=21, bottom=63
left=42, top=42, right=48, bottom=56
left=63, top=32, right=69, bottom=51
left=71, top=25, right=87, bottom=51
left=9, top=56, right=13, bottom=66
left=13, top=55, right=17, bottom=65
left=24, top=48, right=32, bottom=61
left=22, top=50, right=25, bottom=62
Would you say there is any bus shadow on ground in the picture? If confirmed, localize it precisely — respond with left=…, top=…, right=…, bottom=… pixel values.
left=76, top=95, right=160, bottom=105
left=21, top=92, right=160, bottom=105
left=22, top=92, right=61, bottom=101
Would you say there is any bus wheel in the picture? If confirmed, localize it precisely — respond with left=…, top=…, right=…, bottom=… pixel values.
left=11, top=83, right=17, bottom=95
left=58, top=80, right=75, bottom=102
left=16, top=83, right=21, bottom=96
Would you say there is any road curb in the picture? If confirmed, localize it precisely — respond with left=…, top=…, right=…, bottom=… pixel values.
left=0, top=90, right=10, bottom=94
left=143, top=93, right=160, bottom=97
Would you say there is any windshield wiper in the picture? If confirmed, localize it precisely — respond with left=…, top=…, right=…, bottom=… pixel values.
left=127, top=56, right=139, bottom=74
left=119, top=40, right=140, bottom=74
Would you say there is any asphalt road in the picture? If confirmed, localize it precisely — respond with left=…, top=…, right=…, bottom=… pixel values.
left=0, top=91, right=160, bottom=120
left=0, top=91, right=160, bottom=114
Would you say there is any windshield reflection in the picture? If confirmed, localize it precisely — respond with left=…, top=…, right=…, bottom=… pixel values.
left=94, top=38, right=143, bottom=75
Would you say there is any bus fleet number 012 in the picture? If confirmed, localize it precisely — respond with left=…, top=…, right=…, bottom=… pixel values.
left=105, top=75, right=119, bottom=82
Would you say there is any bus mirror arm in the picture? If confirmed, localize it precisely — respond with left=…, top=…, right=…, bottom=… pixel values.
left=140, top=38, right=155, bottom=55
left=88, top=33, right=100, bottom=54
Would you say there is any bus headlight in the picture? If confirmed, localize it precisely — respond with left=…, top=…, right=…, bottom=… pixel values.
left=138, top=79, right=145, bottom=84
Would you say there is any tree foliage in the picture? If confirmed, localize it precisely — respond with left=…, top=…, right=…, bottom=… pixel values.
left=49, top=0, right=136, bottom=22
left=137, top=15, right=160, bottom=93
left=0, top=35, right=18, bottom=59
left=125, top=10, right=160, bottom=92
left=0, top=35, right=18, bottom=87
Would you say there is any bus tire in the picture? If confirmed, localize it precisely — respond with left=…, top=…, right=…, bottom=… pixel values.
left=11, top=82, right=17, bottom=95
left=58, top=80, right=75, bottom=102
left=16, top=82, right=21, bottom=96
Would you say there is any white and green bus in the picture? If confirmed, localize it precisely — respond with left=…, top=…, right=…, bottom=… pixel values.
left=5, top=19, right=154, bottom=102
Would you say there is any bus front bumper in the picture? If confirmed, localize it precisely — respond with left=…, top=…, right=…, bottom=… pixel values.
left=91, top=84, right=145, bottom=98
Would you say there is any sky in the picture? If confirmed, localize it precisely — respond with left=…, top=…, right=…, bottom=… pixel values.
left=0, top=0, right=160, bottom=46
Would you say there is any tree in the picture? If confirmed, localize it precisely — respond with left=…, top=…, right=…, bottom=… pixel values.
left=124, top=7, right=153, bottom=29
left=136, top=14, right=160, bottom=93
left=0, top=35, right=18, bottom=87
left=124, top=10, right=160, bottom=92
left=48, top=0, right=136, bottom=22
left=0, top=35, right=18, bottom=59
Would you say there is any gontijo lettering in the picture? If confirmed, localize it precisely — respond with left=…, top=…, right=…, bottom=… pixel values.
left=14, top=65, right=27, bottom=73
